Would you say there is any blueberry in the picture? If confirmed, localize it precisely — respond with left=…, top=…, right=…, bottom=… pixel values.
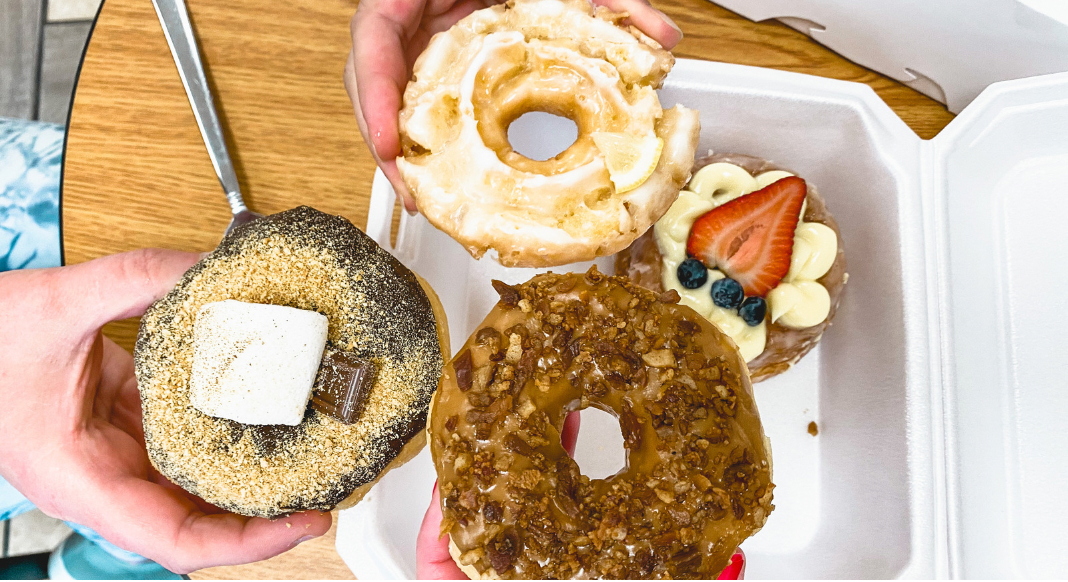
left=710, top=277, right=745, bottom=309
left=739, top=296, right=767, bottom=326
left=676, top=258, right=708, bottom=289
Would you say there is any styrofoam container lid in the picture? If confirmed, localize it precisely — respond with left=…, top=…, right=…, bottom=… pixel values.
left=335, top=60, right=1068, bottom=579
left=707, top=0, right=1068, bottom=113
left=927, top=72, right=1068, bottom=578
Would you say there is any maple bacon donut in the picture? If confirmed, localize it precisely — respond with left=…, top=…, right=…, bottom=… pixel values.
left=617, top=153, right=848, bottom=381
left=429, top=268, right=774, bottom=579
left=398, top=0, right=700, bottom=267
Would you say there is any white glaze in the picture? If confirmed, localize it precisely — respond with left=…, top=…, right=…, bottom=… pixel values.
left=397, top=0, right=699, bottom=267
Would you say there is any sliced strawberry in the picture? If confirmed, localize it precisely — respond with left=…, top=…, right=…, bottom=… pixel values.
left=685, top=176, right=806, bottom=297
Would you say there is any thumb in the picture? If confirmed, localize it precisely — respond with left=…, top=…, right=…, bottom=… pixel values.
left=594, top=0, right=683, bottom=49
left=61, top=249, right=201, bottom=330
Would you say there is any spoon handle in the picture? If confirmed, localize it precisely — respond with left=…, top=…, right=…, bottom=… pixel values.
left=151, top=0, right=247, bottom=215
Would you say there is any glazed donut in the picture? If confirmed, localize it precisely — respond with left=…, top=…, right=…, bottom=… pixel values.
left=429, top=267, right=774, bottom=579
left=397, top=0, right=700, bottom=268
left=134, top=207, right=447, bottom=518
left=616, top=153, right=848, bottom=381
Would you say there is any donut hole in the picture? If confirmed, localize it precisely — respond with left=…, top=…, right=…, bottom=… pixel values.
left=570, top=405, right=627, bottom=480
left=506, top=111, right=578, bottom=162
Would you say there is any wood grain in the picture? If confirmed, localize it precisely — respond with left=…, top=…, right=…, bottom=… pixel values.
left=62, top=0, right=955, bottom=577
left=190, top=513, right=356, bottom=581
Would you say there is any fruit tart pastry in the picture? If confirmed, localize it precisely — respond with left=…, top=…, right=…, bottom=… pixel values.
left=616, top=153, right=847, bottom=381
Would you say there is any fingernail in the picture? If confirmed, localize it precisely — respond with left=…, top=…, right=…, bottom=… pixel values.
left=717, top=550, right=745, bottom=580
left=401, top=195, right=418, bottom=216
left=654, top=8, right=683, bottom=36
left=290, top=535, right=316, bottom=548
left=197, top=251, right=210, bottom=260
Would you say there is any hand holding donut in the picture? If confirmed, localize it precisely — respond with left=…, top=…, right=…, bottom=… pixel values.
left=345, top=0, right=684, bottom=212
left=0, top=250, right=332, bottom=574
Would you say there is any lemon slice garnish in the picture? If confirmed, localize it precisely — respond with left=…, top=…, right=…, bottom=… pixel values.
left=591, top=132, right=663, bottom=193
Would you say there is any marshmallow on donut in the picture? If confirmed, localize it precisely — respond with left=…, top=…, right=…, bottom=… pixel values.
left=398, top=0, right=700, bottom=267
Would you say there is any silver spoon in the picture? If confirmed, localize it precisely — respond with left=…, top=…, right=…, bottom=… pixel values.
left=151, top=0, right=261, bottom=237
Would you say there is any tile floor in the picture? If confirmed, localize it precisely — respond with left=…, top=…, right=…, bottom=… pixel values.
left=3, top=511, right=73, bottom=557
left=1, top=0, right=99, bottom=124
left=1, top=0, right=101, bottom=560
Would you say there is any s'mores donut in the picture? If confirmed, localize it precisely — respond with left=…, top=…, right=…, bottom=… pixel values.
left=135, top=207, right=448, bottom=518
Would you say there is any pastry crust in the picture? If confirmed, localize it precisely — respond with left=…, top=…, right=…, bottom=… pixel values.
left=398, top=0, right=699, bottom=267
left=616, top=153, right=847, bottom=381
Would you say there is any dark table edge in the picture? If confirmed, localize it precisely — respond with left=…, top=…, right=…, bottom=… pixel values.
left=58, top=0, right=107, bottom=267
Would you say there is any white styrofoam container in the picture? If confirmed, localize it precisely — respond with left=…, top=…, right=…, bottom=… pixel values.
left=927, top=74, right=1068, bottom=578
left=335, top=60, right=1068, bottom=578
left=708, top=0, right=1068, bottom=113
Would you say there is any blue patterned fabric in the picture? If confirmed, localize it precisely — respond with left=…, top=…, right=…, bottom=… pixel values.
left=1, top=117, right=63, bottom=272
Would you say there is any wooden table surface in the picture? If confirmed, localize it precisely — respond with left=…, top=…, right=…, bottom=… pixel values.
left=60, top=0, right=954, bottom=578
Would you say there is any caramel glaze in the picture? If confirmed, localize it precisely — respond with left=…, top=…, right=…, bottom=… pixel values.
left=616, top=153, right=848, bottom=382
left=429, top=267, right=774, bottom=579
left=473, top=49, right=627, bottom=177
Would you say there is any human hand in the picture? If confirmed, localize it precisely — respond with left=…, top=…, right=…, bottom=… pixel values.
left=345, top=0, right=684, bottom=213
left=0, top=249, right=332, bottom=574
left=414, top=412, right=746, bottom=579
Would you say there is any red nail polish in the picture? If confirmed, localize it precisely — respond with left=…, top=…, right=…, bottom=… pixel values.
left=717, top=550, right=745, bottom=580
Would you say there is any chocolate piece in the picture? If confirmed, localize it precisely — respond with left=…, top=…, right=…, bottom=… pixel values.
left=491, top=280, right=520, bottom=306
left=454, top=349, right=474, bottom=391
left=619, top=401, right=643, bottom=449
left=311, top=350, right=377, bottom=424
left=513, top=349, right=536, bottom=394
left=487, top=527, right=520, bottom=573
left=483, top=500, right=504, bottom=523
